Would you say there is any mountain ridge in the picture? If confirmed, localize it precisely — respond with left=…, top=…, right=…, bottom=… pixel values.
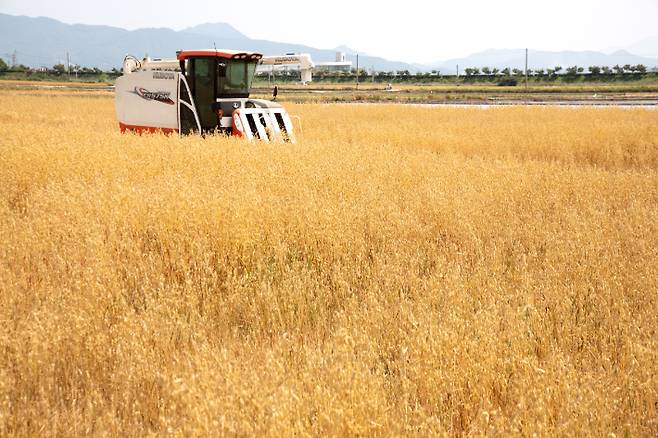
left=0, top=13, right=414, bottom=71
left=1, top=13, right=656, bottom=72
left=182, top=23, right=248, bottom=40
left=626, top=34, right=658, bottom=58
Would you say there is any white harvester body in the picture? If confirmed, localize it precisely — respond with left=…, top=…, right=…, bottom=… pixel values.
left=115, top=69, right=186, bottom=133
left=114, top=49, right=295, bottom=142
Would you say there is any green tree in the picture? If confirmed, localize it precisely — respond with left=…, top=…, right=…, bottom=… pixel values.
left=53, top=63, right=66, bottom=74
left=588, top=66, right=601, bottom=75
left=634, top=64, right=647, bottom=74
left=613, top=64, right=624, bottom=74
left=501, top=67, right=511, bottom=76
left=492, top=67, right=500, bottom=75
left=512, top=68, right=523, bottom=76
left=481, top=66, right=491, bottom=75
left=0, top=58, right=7, bottom=71
left=566, top=66, right=579, bottom=76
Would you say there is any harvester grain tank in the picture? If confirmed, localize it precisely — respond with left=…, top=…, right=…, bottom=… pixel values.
left=114, top=49, right=295, bottom=141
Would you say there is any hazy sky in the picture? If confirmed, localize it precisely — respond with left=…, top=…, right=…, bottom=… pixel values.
left=2, top=0, right=657, bottom=62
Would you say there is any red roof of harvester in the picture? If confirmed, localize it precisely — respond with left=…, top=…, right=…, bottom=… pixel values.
left=176, top=49, right=263, bottom=61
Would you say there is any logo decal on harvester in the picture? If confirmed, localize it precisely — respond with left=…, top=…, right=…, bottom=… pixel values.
left=153, top=71, right=175, bottom=80
left=132, top=87, right=174, bottom=105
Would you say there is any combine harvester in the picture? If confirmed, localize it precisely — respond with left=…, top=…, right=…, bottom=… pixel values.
left=115, top=49, right=304, bottom=142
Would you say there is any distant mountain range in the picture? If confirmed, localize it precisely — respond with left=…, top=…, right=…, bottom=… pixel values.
left=0, top=13, right=411, bottom=72
left=1, top=13, right=657, bottom=72
left=607, top=35, right=658, bottom=59
left=426, top=48, right=658, bottom=73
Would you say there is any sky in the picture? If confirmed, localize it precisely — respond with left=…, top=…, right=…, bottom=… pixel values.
left=1, top=0, right=657, bottom=63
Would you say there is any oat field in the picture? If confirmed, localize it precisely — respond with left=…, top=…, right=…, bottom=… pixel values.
left=0, top=91, right=657, bottom=435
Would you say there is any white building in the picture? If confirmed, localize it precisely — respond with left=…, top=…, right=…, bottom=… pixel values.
left=315, top=52, right=352, bottom=72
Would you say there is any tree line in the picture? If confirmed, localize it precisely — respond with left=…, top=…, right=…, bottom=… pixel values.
left=462, top=64, right=648, bottom=77
left=0, top=59, right=121, bottom=76
left=1, top=58, right=654, bottom=84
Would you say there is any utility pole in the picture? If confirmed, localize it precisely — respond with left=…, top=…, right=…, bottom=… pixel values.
left=456, top=64, right=459, bottom=82
left=356, top=53, right=359, bottom=90
left=66, top=51, right=70, bottom=77
left=11, top=50, right=16, bottom=68
left=525, top=48, right=528, bottom=90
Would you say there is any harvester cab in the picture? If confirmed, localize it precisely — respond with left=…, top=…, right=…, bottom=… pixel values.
left=115, top=49, right=295, bottom=142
